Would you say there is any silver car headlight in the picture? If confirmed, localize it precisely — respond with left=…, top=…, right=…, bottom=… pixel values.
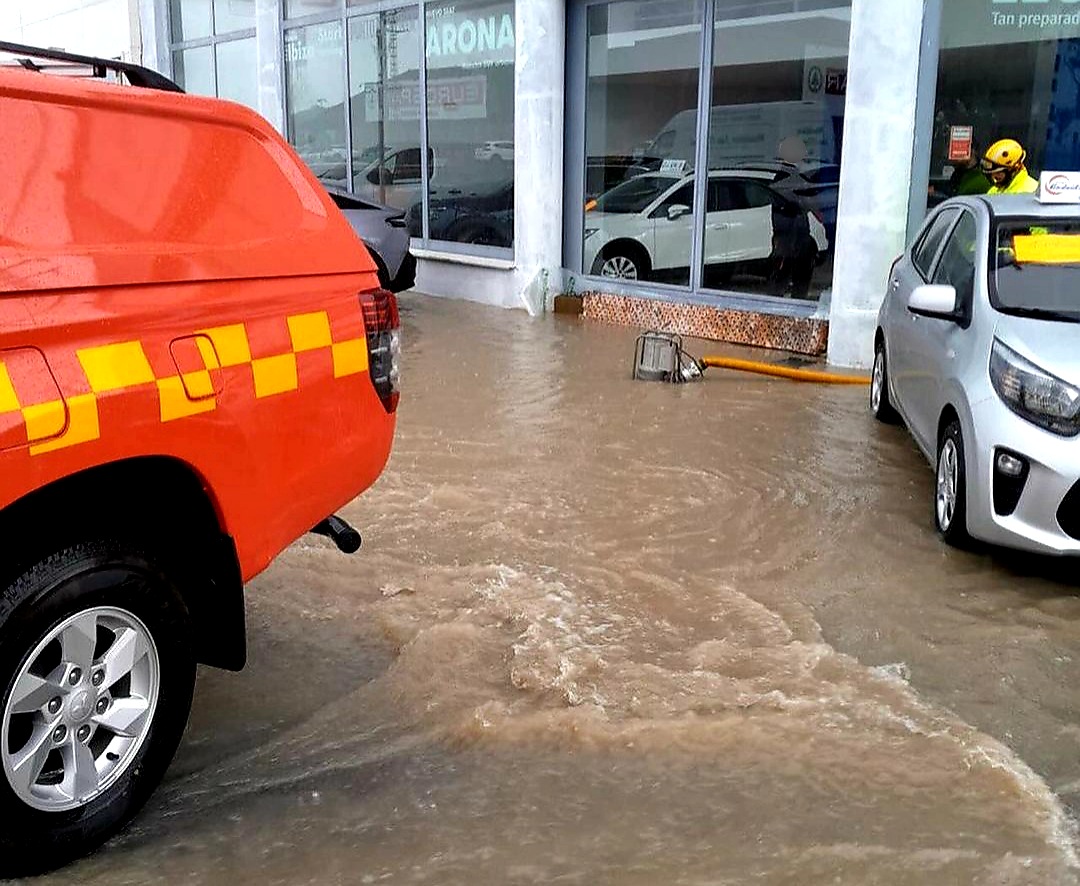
left=990, top=339, right=1080, bottom=437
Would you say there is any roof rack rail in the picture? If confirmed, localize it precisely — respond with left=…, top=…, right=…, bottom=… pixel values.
left=0, top=41, right=183, bottom=93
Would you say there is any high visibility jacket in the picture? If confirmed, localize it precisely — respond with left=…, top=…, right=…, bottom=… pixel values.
left=988, top=169, right=1038, bottom=195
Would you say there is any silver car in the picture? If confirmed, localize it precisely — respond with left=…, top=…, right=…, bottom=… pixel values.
left=325, top=188, right=415, bottom=293
left=872, top=194, right=1080, bottom=554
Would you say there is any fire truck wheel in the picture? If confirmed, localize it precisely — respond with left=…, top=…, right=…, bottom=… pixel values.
left=0, top=540, right=195, bottom=877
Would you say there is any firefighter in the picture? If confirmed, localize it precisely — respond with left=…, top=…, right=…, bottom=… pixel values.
left=981, top=138, right=1038, bottom=195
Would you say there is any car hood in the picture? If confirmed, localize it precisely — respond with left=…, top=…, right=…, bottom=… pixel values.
left=995, top=315, right=1080, bottom=385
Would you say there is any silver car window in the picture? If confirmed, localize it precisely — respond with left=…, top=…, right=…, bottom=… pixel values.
left=707, top=181, right=747, bottom=212
left=931, top=212, right=977, bottom=316
left=594, top=176, right=680, bottom=214
left=913, top=208, right=960, bottom=279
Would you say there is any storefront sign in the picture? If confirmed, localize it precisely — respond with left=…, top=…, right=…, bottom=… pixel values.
left=990, top=0, right=1080, bottom=32
left=425, top=4, right=515, bottom=69
left=948, top=125, right=974, bottom=161
left=825, top=68, right=847, bottom=96
left=943, top=0, right=1080, bottom=48
left=803, top=64, right=846, bottom=100
left=1039, top=170, right=1080, bottom=203
left=369, top=76, right=488, bottom=122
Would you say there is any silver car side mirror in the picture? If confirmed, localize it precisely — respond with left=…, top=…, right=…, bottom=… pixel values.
left=667, top=204, right=691, bottom=221
left=907, top=284, right=958, bottom=319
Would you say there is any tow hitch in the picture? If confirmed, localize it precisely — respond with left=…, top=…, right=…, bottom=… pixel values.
left=311, top=514, right=363, bottom=554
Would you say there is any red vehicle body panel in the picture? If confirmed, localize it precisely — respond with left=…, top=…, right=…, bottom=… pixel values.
left=0, top=69, right=396, bottom=581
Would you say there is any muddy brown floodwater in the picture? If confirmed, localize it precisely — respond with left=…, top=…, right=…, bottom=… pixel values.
left=35, top=295, right=1080, bottom=885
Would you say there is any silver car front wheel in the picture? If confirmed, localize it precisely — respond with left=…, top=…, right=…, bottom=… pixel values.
left=936, top=438, right=959, bottom=531
left=870, top=340, right=900, bottom=424
left=935, top=420, right=971, bottom=547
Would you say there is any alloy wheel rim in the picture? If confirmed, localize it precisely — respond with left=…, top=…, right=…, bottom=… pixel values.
left=937, top=439, right=958, bottom=530
left=871, top=351, right=884, bottom=412
left=2, top=606, right=160, bottom=812
left=601, top=256, right=638, bottom=280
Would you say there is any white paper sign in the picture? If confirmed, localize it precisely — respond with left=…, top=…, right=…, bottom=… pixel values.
left=660, top=159, right=688, bottom=175
left=1039, top=171, right=1080, bottom=204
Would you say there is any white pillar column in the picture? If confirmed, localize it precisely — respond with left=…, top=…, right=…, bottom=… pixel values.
left=513, top=0, right=565, bottom=315
left=138, top=0, right=171, bottom=75
left=255, top=0, right=285, bottom=134
left=827, top=0, right=925, bottom=368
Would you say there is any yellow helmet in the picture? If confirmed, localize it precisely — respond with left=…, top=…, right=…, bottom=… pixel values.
left=981, top=139, right=1027, bottom=174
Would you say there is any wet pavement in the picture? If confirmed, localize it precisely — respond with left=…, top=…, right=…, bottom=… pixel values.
left=35, top=294, right=1080, bottom=884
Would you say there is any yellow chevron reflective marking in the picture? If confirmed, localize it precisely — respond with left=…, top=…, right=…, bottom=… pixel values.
left=332, top=340, right=368, bottom=378
left=29, top=394, right=99, bottom=455
left=22, top=399, right=66, bottom=442
left=0, top=363, right=20, bottom=414
left=27, top=309, right=373, bottom=456
left=288, top=312, right=333, bottom=353
left=77, top=342, right=155, bottom=393
left=181, top=369, right=215, bottom=400
left=194, top=336, right=222, bottom=371
left=199, top=324, right=251, bottom=368
left=252, top=353, right=298, bottom=398
left=157, top=377, right=216, bottom=423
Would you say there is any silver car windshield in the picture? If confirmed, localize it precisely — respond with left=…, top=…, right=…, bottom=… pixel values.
left=994, top=221, right=1080, bottom=322
left=592, top=175, right=679, bottom=214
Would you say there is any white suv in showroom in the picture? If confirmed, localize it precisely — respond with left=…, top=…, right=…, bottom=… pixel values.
left=583, top=169, right=827, bottom=289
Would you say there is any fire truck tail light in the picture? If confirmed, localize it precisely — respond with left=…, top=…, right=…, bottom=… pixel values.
left=359, top=289, right=400, bottom=413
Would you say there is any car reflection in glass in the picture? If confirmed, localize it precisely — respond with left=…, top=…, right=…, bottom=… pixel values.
left=405, top=178, right=513, bottom=249
left=583, top=170, right=828, bottom=297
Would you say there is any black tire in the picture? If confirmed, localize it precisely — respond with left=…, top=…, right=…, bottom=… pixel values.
left=935, top=420, right=971, bottom=547
left=0, top=540, right=195, bottom=877
left=871, top=339, right=901, bottom=424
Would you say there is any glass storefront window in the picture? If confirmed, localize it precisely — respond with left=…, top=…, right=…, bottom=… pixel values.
left=171, top=0, right=212, bottom=42
left=923, top=1, right=1080, bottom=213
left=169, top=0, right=255, bottom=105
left=348, top=8, right=423, bottom=214
left=424, top=0, right=516, bottom=249
left=216, top=37, right=258, bottom=110
left=285, top=0, right=340, bottom=19
left=173, top=45, right=214, bottom=97
left=583, top=2, right=703, bottom=285
left=701, top=0, right=850, bottom=301
left=285, top=21, right=348, bottom=189
left=579, top=0, right=849, bottom=302
left=213, top=0, right=255, bottom=34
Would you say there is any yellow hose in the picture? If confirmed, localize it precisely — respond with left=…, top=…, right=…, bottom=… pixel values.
left=700, top=356, right=870, bottom=386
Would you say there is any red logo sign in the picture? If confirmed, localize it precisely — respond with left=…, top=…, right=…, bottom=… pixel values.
left=948, top=126, right=974, bottom=162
